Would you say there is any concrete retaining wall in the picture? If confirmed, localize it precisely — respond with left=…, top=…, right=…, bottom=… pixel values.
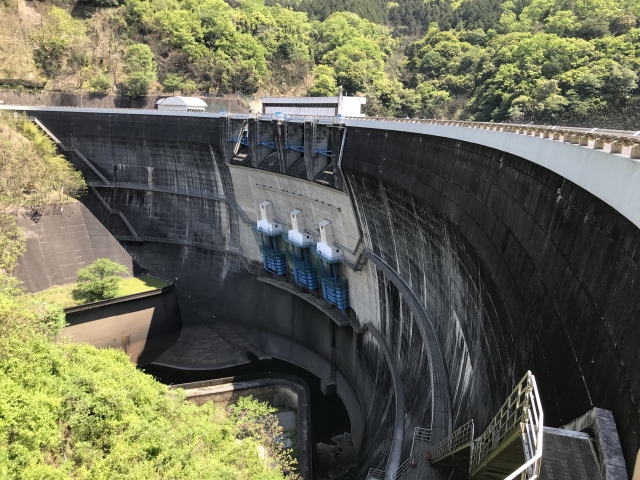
left=60, top=282, right=181, bottom=365
left=0, top=91, right=248, bottom=112
left=14, top=203, right=134, bottom=292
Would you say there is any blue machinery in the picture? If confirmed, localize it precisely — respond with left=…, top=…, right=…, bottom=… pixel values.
left=286, top=242, right=320, bottom=290
left=319, top=263, right=348, bottom=310
left=230, top=129, right=249, bottom=146
left=256, top=225, right=348, bottom=310
left=254, top=227, right=287, bottom=276
left=312, top=247, right=349, bottom=310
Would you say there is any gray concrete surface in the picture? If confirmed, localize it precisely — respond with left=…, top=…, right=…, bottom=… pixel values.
left=60, top=280, right=181, bottom=365
left=14, top=202, right=134, bottom=292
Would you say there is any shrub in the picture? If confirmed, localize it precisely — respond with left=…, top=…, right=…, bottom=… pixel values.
left=182, top=79, right=197, bottom=94
left=123, top=44, right=157, bottom=98
left=163, top=73, right=183, bottom=93
left=74, top=258, right=128, bottom=303
left=85, top=74, right=112, bottom=94
left=0, top=288, right=292, bottom=479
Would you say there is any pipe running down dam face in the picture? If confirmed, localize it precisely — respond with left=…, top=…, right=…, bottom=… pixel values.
left=14, top=108, right=639, bottom=477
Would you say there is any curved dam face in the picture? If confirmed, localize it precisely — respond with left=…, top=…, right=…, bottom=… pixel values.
left=19, top=109, right=639, bottom=475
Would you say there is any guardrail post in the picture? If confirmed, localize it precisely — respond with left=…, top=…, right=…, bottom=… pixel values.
left=594, top=138, right=605, bottom=149
left=610, top=141, right=623, bottom=154
left=553, top=132, right=561, bottom=140
left=631, top=144, right=640, bottom=159
left=579, top=136, right=589, bottom=146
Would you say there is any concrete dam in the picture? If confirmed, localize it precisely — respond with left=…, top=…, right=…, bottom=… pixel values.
left=8, top=106, right=638, bottom=479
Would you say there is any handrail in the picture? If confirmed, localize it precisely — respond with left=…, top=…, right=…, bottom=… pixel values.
left=367, top=426, right=433, bottom=480
left=391, top=458, right=411, bottom=480
left=27, top=117, right=113, bottom=185
left=231, top=111, right=640, bottom=157
left=340, top=117, right=640, bottom=158
left=470, top=371, right=543, bottom=480
left=503, top=374, right=544, bottom=480
left=366, top=468, right=386, bottom=480
left=23, top=116, right=142, bottom=241
left=413, top=427, right=432, bottom=444
left=430, top=419, right=474, bottom=463
left=89, top=186, right=141, bottom=240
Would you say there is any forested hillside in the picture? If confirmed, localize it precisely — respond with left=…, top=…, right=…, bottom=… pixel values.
left=1, top=0, right=639, bottom=125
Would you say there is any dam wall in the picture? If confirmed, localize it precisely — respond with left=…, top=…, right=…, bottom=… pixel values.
left=10, top=107, right=638, bottom=475
left=342, top=126, right=640, bottom=472
left=61, top=279, right=181, bottom=365
left=21, top=109, right=398, bottom=474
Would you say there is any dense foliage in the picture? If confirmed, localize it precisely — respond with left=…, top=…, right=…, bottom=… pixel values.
left=0, top=113, right=85, bottom=291
left=2, top=0, right=639, bottom=123
left=0, top=290, right=294, bottom=479
left=404, top=10, right=640, bottom=122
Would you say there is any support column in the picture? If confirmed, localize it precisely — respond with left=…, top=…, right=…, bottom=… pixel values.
left=248, top=117, right=260, bottom=168
left=321, top=321, right=338, bottom=395
left=273, top=119, right=287, bottom=173
left=304, top=119, right=317, bottom=180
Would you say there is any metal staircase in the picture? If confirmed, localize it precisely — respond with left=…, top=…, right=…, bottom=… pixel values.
left=425, top=372, right=543, bottom=480
left=366, top=427, right=433, bottom=480
left=469, top=371, right=543, bottom=480
left=230, top=119, right=248, bottom=156
left=430, top=420, right=474, bottom=468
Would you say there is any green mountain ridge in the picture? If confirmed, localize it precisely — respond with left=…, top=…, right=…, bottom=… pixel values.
left=1, top=0, right=638, bottom=126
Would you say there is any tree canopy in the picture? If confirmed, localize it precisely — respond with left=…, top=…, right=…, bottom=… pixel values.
left=0, top=289, right=295, bottom=479
left=2, top=0, right=639, bottom=124
left=74, top=258, right=129, bottom=302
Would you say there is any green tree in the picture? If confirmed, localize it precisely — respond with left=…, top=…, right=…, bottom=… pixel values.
left=0, top=113, right=85, bottom=211
left=309, top=65, right=338, bottom=96
left=123, top=44, right=157, bottom=97
left=163, top=73, right=184, bottom=93
left=85, top=74, right=112, bottom=93
left=0, top=214, right=25, bottom=295
left=182, top=78, right=197, bottom=93
left=0, top=286, right=293, bottom=479
left=31, top=7, right=86, bottom=78
left=74, top=258, right=129, bottom=303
